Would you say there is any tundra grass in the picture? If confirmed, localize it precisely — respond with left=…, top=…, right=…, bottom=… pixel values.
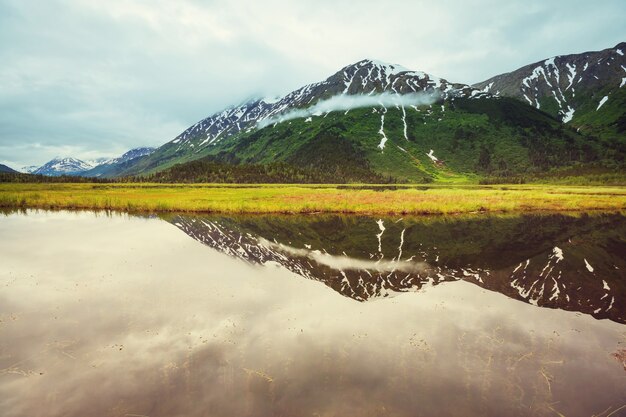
left=1, top=183, right=625, bottom=215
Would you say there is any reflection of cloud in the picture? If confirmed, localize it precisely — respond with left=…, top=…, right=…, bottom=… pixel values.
left=258, top=237, right=428, bottom=273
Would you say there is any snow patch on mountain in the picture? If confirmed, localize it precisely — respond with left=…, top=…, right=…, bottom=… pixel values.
left=562, top=106, right=575, bottom=123
left=377, top=112, right=388, bottom=150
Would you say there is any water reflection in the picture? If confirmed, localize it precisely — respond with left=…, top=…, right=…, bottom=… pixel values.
left=165, top=212, right=626, bottom=324
left=0, top=210, right=625, bottom=417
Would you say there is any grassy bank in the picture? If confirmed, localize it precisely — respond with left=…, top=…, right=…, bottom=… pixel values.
left=0, top=183, right=625, bottom=215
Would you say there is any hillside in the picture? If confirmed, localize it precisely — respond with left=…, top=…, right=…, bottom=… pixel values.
left=141, top=95, right=606, bottom=183
left=200, top=96, right=604, bottom=182
left=474, top=42, right=626, bottom=147
left=110, top=59, right=488, bottom=178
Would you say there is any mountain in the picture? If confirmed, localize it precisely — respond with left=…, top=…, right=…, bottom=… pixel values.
left=116, top=58, right=609, bottom=182
left=20, top=165, right=39, bottom=174
left=32, top=157, right=94, bottom=176
left=0, top=163, right=18, bottom=173
left=80, top=147, right=155, bottom=177
left=26, top=148, right=156, bottom=178
left=474, top=42, right=626, bottom=144
left=114, top=59, right=485, bottom=179
left=84, top=157, right=109, bottom=167
left=164, top=212, right=625, bottom=324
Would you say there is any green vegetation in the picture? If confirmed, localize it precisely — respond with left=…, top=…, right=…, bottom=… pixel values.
left=1, top=183, right=624, bottom=214
left=141, top=160, right=389, bottom=183
left=111, top=97, right=623, bottom=183
left=0, top=172, right=112, bottom=183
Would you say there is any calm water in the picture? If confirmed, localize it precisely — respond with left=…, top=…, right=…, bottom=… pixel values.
left=0, top=210, right=625, bottom=417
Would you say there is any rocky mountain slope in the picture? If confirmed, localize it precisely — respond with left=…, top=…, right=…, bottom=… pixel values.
left=80, top=147, right=155, bottom=177
left=474, top=42, right=626, bottom=143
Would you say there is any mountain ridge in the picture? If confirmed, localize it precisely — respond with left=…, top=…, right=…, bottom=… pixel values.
left=473, top=42, right=626, bottom=142
left=23, top=147, right=157, bottom=177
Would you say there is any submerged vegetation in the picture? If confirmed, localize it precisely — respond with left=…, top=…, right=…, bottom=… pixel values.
left=0, top=183, right=624, bottom=214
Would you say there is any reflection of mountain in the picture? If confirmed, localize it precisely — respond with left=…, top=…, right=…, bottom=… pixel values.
left=164, top=213, right=626, bottom=324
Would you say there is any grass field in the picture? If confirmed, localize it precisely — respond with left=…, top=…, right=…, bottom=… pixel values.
left=1, top=183, right=625, bottom=215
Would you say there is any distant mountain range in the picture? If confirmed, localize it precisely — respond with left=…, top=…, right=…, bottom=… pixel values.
left=11, top=42, right=625, bottom=182
left=19, top=165, right=39, bottom=174
left=0, top=164, right=18, bottom=173
left=31, top=157, right=95, bottom=176
left=80, top=147, right=156, bottom=177
left=19, top=147, right=155, bottom=177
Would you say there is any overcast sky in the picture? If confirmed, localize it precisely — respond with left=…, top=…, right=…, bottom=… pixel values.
left=1, top=0, right=624, bottom=168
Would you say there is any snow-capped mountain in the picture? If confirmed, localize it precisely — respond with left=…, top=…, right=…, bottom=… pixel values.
left=105, top=147, right=155, bottom=165
left=112, top=147, right=156, bottom=164
left=474, top=42, right=626, bottom=125
left=20, top=165, right=39, bottom=174
left=167, top=59, right=483, bottom=151
left=32, top=157, right=95, bottom=176
left=84, top=157, right=109, bottom=167
left=112, top=59, right=510, bottom=178
left=80, top=147, right=156, bottom=177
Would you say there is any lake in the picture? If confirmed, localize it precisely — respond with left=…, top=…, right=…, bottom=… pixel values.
left=1, top=210, right=625, bottom=416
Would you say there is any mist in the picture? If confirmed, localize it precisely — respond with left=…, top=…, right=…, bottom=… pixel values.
left=257, top=92, right=440, bottom=128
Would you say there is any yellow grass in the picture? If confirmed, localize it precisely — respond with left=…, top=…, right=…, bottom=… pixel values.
left=0, top=183, right=625, bottom=215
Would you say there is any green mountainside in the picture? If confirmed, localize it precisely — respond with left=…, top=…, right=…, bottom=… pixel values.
left=474, top=42, right=626, bottom=148
left=139, top=96, right=611, bottom=183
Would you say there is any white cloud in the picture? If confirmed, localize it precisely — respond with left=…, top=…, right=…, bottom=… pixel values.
left=258, top=92, right=440, bottom=127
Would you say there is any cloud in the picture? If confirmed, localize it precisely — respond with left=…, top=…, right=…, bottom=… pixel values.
left=257, top=92, right=440, bottom=128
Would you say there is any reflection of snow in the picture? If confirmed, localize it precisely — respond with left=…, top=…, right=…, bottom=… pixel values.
left=376, top=219, right=386, bottom=253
